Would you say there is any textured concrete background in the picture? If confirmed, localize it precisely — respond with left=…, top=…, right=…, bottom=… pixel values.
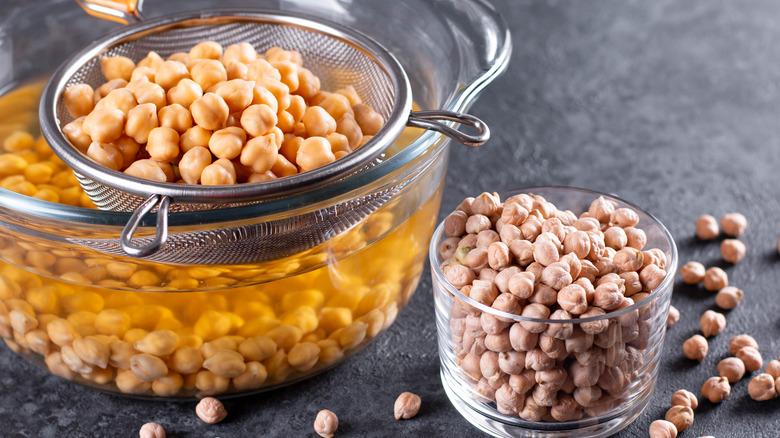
left=2, top=0, right=780, bottom=436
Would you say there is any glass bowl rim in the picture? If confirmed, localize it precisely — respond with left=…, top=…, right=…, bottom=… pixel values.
left=429, top=185, right=678, bottom=324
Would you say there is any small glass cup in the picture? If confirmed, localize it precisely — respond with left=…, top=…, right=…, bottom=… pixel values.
left=430, top=187, right=677, bottom=438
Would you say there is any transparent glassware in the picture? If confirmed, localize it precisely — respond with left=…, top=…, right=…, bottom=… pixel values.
left=430, top=187, right=677, bottom=438
left=0, top=0, right=510, bottom=398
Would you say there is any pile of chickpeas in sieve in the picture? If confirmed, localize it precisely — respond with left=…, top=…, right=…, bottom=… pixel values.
left=61, top=41, right=385, bottom=185
left=438, top=192, right=669, bottom=422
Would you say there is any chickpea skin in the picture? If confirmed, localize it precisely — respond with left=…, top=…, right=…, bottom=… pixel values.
left=695, top=215, right=719, bottom=240
left=720, top=212, right=747, bottom=237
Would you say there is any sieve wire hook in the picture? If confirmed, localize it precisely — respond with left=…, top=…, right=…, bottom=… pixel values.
left=120, top=194, right=170, bottom=258
left=74, top=0, right=146, bottom=25
left=407, top=110, right=490, bottom=146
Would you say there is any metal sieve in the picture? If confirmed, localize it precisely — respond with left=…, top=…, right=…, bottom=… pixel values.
left=39, top=0, right=489, bottom=264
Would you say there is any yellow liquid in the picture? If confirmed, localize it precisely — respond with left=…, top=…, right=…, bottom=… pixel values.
left=0, top=81, right=443, bottom=397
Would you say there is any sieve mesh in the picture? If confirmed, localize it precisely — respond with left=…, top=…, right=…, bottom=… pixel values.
left=40, top=11, right=415, bottom=264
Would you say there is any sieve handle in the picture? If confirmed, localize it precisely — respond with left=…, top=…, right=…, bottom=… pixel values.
left=120, top=194, right=170, bottom=258
left=407, top=110, right=490, bottom=146
left=74, top=0, right=145, bottom=25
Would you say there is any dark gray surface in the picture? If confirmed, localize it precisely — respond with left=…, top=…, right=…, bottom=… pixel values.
left=2, top=0, right=780, bottom=437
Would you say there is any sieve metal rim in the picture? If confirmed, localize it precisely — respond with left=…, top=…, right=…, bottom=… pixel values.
left=39, top=8, right=412, bottom=204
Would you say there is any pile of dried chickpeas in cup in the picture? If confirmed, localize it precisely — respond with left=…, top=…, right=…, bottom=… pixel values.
left=438, top=192, right=670, bottom=422
left=61, top=41, right=385, bottom=185
left=648, top=212, right=780, bottom=438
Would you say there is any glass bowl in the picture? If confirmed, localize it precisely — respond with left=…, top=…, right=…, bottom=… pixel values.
left=429, top=187, right=678, bottom=438
left=0, top=0, right=510, bottom=398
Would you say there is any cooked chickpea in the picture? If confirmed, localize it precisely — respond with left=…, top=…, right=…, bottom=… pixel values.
left=352, top=103, right=384, bottom=136
left=155, top=60, right=190, bottom=90
left=720, top=212, right=747, bottom=237
left=86, top=142, right=123, bottom=171
left=239, top=134, right=278, bottom=174
left=100, top=55, right=135, bottom=81
left=241, top=104, right=277, bottom=137
left=124, top=159, right=169, bottom=182
left=302, top=106, right=337, bottom=138
left=223, top=42, right=256, bottom=65
left=682, top=335, right=708, bottom=361
left=695, top=215, right=719, bottom=240
left=200, top=158, right=237, bottom=185
left=717, top=357, right=746, bottom=383
left=63, top=119, right=93, bottom=152
left=190, top=93, right=229, bottom=130
left=297, top=136, right=336, bottom=172
left=702, top=267, right=728, bottom=291
left=145, top=127, right=180, bottom=162
left=132, top=82, right=166, bottom=110
left=177, top=146, right=210, bottom=185
left=208, top=127, right=246, bottom=160
left=180, top=125, right=212, bottom=153
left=82, top=107, right=126, bottom=143
left=167, top=78, right=203, bottom=108
left=63, top=84, right=95, bottom=119
left=153, top=104, right=191, bottom=134
left=125, top=103, right=159, bottom=144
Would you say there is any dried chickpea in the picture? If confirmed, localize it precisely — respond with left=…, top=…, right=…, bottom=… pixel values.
left=699, top=310, right=726, bottom=337
left=748, top=373, right=777, bottom=401
left=314, top=409, right=338, bottom=438
left=715, top=286, right=743, bottom=310
left=720, top=239, right=746, bottom=264
left=667, top=305, right=680, bottom=328
left=649, top=419, right=678, bottom=438
left=665, top=405, right=693, bottom=432
left=670, top=389, right=698, bottom=409
left=682, top=335, right=708, bottom=362
left=139, top=422, right=165, bottom=438
left=695, top=215, right=719, bottom=240
left=766, top=359, right=780, bottom=379
left=729, top=334, right=759, bottom=355
left=720, top=212, right=747, bottom=237
left=191, top=93, right=229, bottom=130
left=702, top=267, right=728, bottom=291
left=701, top=376, right=731, bottom=403
left=717, top=357, right=745, bottom=383
left=196, top=396, right=227, bottom=424
left=63, top=84, right=95, bottom=118
left=736, top=346, right=763, bottom=372
left=679, top=261, right=705, bottom=284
